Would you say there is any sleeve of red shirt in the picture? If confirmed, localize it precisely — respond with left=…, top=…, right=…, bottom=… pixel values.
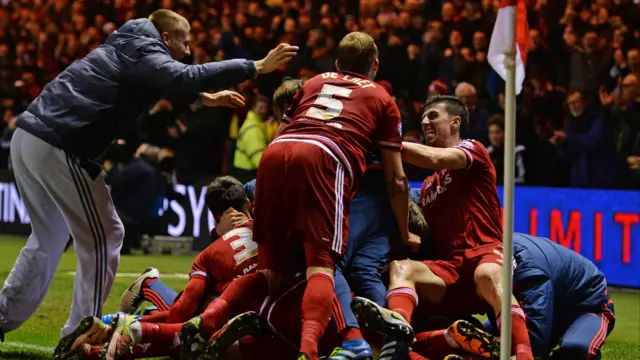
left=190, top=250, right=210, bottom=282
left=282, top=86, right=305, bottom=124
left=377, top=96, right=403, bottom=151
left=455, top=139, right=491, bottom=170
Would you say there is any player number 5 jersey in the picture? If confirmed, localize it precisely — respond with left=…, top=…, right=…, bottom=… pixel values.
left=279, top=71, right=403, bottom=188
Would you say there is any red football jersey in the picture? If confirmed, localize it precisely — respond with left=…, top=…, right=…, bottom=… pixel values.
left=279, top=71, right=402, bottom=188
left=418, top=140, right=503, bottom=258
left=190, top=225, right=258, bottom=294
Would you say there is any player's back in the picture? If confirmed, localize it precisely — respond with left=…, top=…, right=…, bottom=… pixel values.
left=279, top=72, right=402, bottom=187
left=419, top=140, right=502, bottom=257
left=513, top=233, right=608, bottom=316
left=191, top=225, right=258, bottom=294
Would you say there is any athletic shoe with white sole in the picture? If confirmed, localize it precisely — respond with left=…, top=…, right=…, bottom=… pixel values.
left=351, top=297, right=414, bottom=344
left=105, top=314, right=138, bottom=360
left=447, top=320, right=500, bottom=359
left=53, top=316, right=111, bottom=360
left=119, top=267, right=160, bottom=314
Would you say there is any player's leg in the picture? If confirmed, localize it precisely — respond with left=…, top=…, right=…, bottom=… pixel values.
left=120, top=268, right=177, bottom=314
left=352, top=260, right=448, bottom=360
left=166, top=276, right=209, bottom=323
left=106, top=313, right=184, bottom=359
left=353, top=259, right=446, bottom=329
left=60, top=155, right=124, bottom=336
left=293, top=149, right=352, bottom=360
left=332, top=198, right=373, bottom=358
left=473, top=259, right=533, bottom=360
left=550, top=307, right=615, bottom=360
left=347, top=192, right=393, bottom=306
left=0, top=129, right=71, bottom=336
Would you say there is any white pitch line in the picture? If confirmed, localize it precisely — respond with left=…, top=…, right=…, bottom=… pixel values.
left=1, top=341, right=53, bottom=352
left=65, top=271, right=189, bottom=279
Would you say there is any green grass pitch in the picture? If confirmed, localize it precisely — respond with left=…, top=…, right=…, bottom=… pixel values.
left=0, top=236, right=638, bottom=359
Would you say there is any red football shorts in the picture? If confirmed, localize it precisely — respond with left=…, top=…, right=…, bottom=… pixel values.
left=253, top=140, right=351, bottom=273
left=419, top=243, right=505, bottom=317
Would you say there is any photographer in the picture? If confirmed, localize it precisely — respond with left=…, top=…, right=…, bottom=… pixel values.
left=104, top=142, right=174, bottom=254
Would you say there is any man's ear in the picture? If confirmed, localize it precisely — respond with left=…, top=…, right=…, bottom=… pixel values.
left=161, top=32, right=170, bottom=45
left=335, top=59, right=340, bottom=72
left=451, top=115, right=461, bottom=132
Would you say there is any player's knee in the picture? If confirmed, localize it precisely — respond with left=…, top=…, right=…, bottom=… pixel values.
left=473, top=264, right=501, bottom=289
left=111, top=219, right=125, bottom=244
left=556, top=338, right=592, bottom=360
left=389, top=260, right=415, bottom=283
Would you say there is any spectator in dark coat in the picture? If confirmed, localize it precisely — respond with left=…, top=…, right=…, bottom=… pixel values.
left=456, top=82, right=490, bottom=145
left=550, top=90, right=622, bottom=189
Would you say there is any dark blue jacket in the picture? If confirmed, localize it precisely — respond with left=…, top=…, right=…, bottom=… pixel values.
left=510, top=233, right=610, bottom=356
left=17, top=18, right=256, bottom=160
left=108, top=157, right=163, bottom=227
left=556, top=109, right=623, bottom=189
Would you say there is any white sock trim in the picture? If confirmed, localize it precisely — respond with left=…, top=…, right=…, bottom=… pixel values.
left=129, top=322, right=142, bottom=345
left=443, top=329, right=459, bottom=348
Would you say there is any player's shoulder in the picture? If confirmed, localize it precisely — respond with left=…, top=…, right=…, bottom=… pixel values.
left=457, top=139, right=487, bottom=152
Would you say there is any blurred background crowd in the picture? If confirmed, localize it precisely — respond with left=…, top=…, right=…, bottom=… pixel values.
left=2, top=0, right=640, bottom=192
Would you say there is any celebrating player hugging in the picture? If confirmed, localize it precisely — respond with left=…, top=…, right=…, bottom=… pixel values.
left=47, top=28, right=616, bottom=360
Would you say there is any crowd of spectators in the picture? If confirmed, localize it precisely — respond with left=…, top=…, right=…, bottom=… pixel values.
left=1, top=0, right=639, bottom=189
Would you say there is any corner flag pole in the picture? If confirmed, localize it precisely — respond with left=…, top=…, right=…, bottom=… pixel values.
left=499, top=5, right=517, bottom=360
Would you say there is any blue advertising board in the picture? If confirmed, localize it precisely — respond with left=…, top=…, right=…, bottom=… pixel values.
left=410, top=182, right=640, bottom=288
left=0, top=167, right=636, bottom=288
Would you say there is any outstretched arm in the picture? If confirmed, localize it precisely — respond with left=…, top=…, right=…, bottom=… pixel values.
left=401, top=141, right=468, bottom=170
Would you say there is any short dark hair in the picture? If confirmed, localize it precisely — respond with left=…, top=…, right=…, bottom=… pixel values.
left=205, top=176, right=247, bottom=217
left=488, top=114, right=505, bottom=130
left=567, top=88, right=584, bottom=100
left=424, top=95, right=469, bottom=137
left=337, top=32, right=378, bottom=75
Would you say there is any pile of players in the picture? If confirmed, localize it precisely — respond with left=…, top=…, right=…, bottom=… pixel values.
left=52, top=31, right=615, bottom=360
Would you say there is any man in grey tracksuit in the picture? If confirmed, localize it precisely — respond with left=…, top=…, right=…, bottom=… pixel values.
left=0, top=9, right=297, bottom=339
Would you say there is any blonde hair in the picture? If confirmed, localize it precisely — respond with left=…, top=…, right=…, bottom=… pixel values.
left=149, top=9, right=190, bottom=34
left=272, top=78, right=305, bottom=120
left=337, top=32, right=378, bottom=75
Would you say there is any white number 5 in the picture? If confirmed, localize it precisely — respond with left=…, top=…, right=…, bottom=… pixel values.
left=306, top=84, right=352, bottom=120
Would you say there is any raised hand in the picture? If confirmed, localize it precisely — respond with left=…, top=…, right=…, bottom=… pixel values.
left=253, top=43, right=299, bottom=74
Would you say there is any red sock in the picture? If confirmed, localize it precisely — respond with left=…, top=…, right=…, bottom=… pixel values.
left=413, top=329, right=458, bottom=356
left=201, top=272, right=270, bottom=335
left=386, top=287, right=418, bottom=322
left=141, top=310, right=169, bottom=323
left=142, top=278, right=171, bottom=312
left=300, top=273, right=335, bottom=360
left=332, top=292, right=363, bottom=342
left=139, top=322, right=183, bottom=344
left=340, top=327, right=364, bottom=341
left=166, top=278, right=207, bottom=323
left=497, top=305, right=533, bottom=360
